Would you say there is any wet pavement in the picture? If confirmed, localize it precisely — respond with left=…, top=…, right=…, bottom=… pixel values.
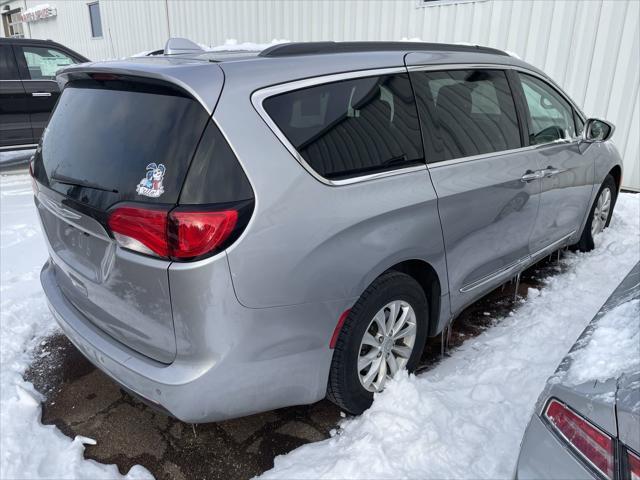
left=25, top=255, right=566, bottom=479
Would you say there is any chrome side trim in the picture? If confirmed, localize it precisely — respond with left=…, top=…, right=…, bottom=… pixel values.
left=0, top=143, right=38, bottom=151
left=21, top=79, right=58, bottom=84
left=331, top=164, right=427, bottom=185
left=529, top=231, right=576, bottom=263
left=0, top=79, right=58, bottom=84
left=425, top=140, right=577, bottom=169
left=460, top=230, right=576, bottom=293
left=251, top=66, right=427, bottom=187
left=460, top=258, right=527, bottom=293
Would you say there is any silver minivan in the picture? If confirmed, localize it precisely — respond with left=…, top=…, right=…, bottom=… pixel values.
left=33, top=41, right=622, bottom=421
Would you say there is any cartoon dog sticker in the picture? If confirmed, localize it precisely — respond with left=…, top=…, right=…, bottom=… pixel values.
left=136, top=163, right=166, bottom=198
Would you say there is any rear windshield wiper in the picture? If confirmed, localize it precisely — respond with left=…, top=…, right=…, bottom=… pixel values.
left=51, top=174, right=119, bottom=194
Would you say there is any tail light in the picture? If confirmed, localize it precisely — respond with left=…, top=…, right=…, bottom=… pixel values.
left=168, top=210, right=237, bottom=259
left=108, top=205, right=239, bottom=261
left=544, top=399, right=614, bottom=479
left=108, top=207, right=170, bottom=257
left=629, top=449, right=640, bottom=480
left=90, top=73, right=120, bottom=81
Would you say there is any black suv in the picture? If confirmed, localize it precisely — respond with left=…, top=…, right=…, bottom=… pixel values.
left=1, top=38, right=88, bottom=151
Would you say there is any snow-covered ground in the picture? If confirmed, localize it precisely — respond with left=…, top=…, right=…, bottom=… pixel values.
left=0, top=173, right=151, bottom=479
left=261, top=194, right=640, bottom=479
left=1, top=169, right=638, bottom=479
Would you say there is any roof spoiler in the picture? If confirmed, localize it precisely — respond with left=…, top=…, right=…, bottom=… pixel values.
left=55, top=61, right=225, bottom=115
left=164, top=37, right=205, bottom=55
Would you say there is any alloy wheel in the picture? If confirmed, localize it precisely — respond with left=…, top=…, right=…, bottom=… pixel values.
left=591, top=187, right=612, bottom=237
left=357, top=300, right=417, bottom=392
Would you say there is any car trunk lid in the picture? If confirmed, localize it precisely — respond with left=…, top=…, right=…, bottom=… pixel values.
left=33, top=66, right=221, bottom=363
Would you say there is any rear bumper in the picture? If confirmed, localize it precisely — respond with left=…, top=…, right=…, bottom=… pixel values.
left=514, top=414, right=595, bottom=479
left=41, top=258, right=351, bottom=422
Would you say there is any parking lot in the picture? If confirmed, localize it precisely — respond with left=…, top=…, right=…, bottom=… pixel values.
left=2, top=169, right=639, bottom=479
left=25, top=252, right=564, bottom=479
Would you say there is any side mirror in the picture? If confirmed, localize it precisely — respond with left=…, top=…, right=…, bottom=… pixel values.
left=583, top=118, right=615, bottom=143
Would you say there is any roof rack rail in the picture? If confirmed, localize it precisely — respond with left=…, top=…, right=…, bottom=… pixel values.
left=259, top=41, right=509, bottom=58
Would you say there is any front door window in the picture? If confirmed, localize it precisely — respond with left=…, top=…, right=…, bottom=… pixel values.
left=519, top=73, right=577, bottom=145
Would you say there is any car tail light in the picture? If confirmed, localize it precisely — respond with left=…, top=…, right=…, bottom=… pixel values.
left=108, top=206, right=238, bottom=260
left=108, top=206, right=170, bottom=257
left=544, top=399, right=614, bottom=479
left=168, top=210, right=237, bottom=259
left=90, top=73, right=120, bottom=81
left=629, top=450, right=640, bottom=480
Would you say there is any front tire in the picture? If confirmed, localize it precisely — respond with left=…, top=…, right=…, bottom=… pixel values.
left=575, top=174, right=617, bottom=252
left=327, top=271, right=428, bottom=415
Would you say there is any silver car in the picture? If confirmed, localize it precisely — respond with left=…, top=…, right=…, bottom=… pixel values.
left=515, top=262, right=639, bottom=480
left=33, top=40, right=623, bottom=422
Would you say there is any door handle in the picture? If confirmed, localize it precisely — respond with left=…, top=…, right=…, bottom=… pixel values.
left=542, top=166, right=564, bottom=178
left=31, top=92, right=52, bottom=97
left=521, top=170, right=544, bottom=183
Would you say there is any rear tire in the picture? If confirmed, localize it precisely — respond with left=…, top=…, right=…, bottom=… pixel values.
left=326, top=271, right=428, bottom=415
left=574, top=174, right=617, bottom=252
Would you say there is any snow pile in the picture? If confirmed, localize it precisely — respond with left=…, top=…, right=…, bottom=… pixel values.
left=130, top=38, right=290, bottom=58
left=564, top=299, right=640, bottom=386
left=203, top=38, right=290, bottom=52
left=0, top=173, right=151, bottom=479
left=261, top=194, right=640, bottom=479
left=130, top=50, right=153, bottom=57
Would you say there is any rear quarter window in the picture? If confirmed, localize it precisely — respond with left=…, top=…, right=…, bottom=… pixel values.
left=179, top=120, right=254, bottom=204
left=262, top=73, right=424, bottom=181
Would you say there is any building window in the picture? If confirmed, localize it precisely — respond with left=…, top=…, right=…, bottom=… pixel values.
left=2, top=9, right=25, bottom=38
left=88, top=2, right=103, bottom=38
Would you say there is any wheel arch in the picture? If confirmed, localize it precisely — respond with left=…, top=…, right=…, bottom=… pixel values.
left=608, top=164, right=622, bottom=193
left=384, top=259, right=442, bottom=337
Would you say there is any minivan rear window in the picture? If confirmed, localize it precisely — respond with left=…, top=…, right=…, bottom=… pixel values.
left=34, top=80, right=210, bottom=211
left=263, top=73, right=424, bottom=180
